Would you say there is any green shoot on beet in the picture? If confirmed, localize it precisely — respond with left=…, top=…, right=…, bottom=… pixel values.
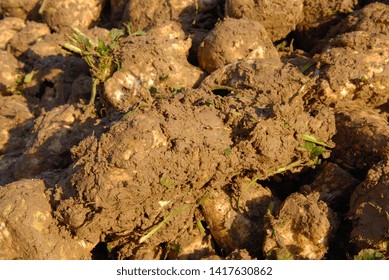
left=139, top=204, right=191, bottom=244
left=63, top=28, right=125, bottom=106
left=266, top=134, right=332, bottom=177
left=301, top=133, right=332, bottom=165
left=139, top=193, right=209, bottom=244
left=354, top=249, right=386, bottom=260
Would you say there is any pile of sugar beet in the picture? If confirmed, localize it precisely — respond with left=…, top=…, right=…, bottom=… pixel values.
left=0, top=0, right=388, bottom=260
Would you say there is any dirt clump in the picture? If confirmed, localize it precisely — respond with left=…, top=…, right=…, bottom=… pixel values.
left=197, top=18, right=279, bottom=73
left=103, top=32, right=204, bottom=114
left=19, top=27, right=110, bottom=112
left=312, top=3, right=389, bottom=108
left=323, top=2, right=389, bottom=40
left=39, top=0, right=105, bottom=32
left=349, top=156, right=389, bottom=256
left=0, top=0, right=41, bottom=20
left=23, top=55, right=90, bottom=113
left=301, top=162, right=360, bottom=208
left=0, top=179, right=92, bottom=259
left=201, top=178, right=279, bottom=257
left=263, top=192, right=337, bottom=259
left=224, top=0, right=304, bottom=41
left=7, top=21, right=51, bottom=58
left=0, top=17, right=25, bottom=50
left=13, top=104, right=100, bottom=179
left=0, top=50, right=22, bottom=95
left=295, top=0, right=358, bottom=52
left=332, top=103, right=389, bottom=172
left=201, top=60, right=335, bottom=179
left=0, top=95, right=34, bottom=153
left=0, top=95, right=34, bottom=185
left=349, top=157, right=389, bottom=257
left=123, top=0, right=197, bottom=33
left=54, top=92, right=234, bottom=258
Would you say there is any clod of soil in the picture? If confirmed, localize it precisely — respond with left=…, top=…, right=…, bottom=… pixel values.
left=19, top=27, right=111, bottom=112
left=103, top=33, right=204, bottom=113
left=201, top=178, right=279, bottom=257
left=7, top=21, right=51, bottom=58
left=349, top=158, right=389, bottom=254
left=166, top=221, right=215, bottom=260
left=39, top=0, right=105, bottom=31
left=295, top=0, right=358, bottom=51
left=0, top=50, right=22, bottom=95
left=0, top=95, right=34, bottom=186
left=224, top=0, right=304, bottom=41
left=13, top=104, right=100, bottom=179
left=324, top=2, right=389, bottom=38
left=123, top=0, right=197, bottom=33
left=315, top=32, right=389, bottom=107
left=0, top=17, right=25, bottom=49
left=201, top=60, right=335, bottom=178
left=23, top=55, right=90, bottom=113
left=0, top=179, right=92, bottom=259
left=0, top=95, right=34, bottom=155
left=263, top=192, right=338, bottom=260
left=54, top=93, right=234, bottom=258
left=197, top=18, right=279, bottom=73
left=301, top=162, right=360, bottom=208
left=332, top=103, right=389, bottom=172
left=0, top=0, right=41, bottom=20
left=310, top=3, right=389, bottom=109
left=225, top=249, right=253, bottom=260
left=23, top=32, right=69, bottom=66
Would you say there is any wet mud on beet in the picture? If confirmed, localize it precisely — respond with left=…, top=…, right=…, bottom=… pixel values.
left=0, top=0, right=388, bottom=259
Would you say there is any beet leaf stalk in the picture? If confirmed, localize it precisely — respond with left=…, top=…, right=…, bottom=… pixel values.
left=63, top=28, right=124, bottom=106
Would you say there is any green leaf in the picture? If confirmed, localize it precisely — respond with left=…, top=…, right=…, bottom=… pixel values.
left=310, top=146, right=327, bottom=159
left=302, top=134, right=331, bottom=148
left=132, top=30, right=146, bottom=37
left=354, top=249, right=385, bottom=260
left=139, top=204, right=191, bottom=243
left=303, top=140, right=315, bottom=152
left=62, top=43, right=82, bottom=54
left=109, top=40, right=119, bottom=51
left=109, top=28, right=125, bottom=40
left=160, top=177, right=174, bottom=190
left=196, top=221, right=205, bottom=233
left=196, top=194, right=209, bottom=205
left=299, top=61, right=315, bottom=74
left=97, top=38, right=108, bottom=55
left=149, top=86, right=158, bottom=94
left=72, top=28, right=93, bottom=50
left=23, top=71, right=37, bottom=83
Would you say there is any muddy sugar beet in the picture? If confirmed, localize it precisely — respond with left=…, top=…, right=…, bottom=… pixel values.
left=103, top=32, right=204, bottom=114
left=54, top=94, right=235, bottom=257
left=39, top=0, right=104, bottom=31
left=198, top=18, right=280, bottom=73
left=225, top=0, right=304, bottom=41
left=123, top=0, right=197, bottom=33
left=263, top=192, right=338, bottom=260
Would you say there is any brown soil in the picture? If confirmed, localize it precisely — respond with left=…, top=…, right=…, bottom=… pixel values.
left=0, top=0, right=388, bottom=260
